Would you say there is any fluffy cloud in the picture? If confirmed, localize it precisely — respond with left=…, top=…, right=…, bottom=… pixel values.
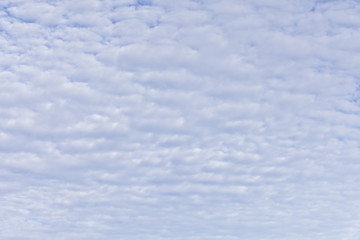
left=1, top=0, right=360, bottom=239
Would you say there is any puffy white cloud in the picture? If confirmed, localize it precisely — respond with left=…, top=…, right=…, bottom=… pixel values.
left=1, top=0, right=360, bottom=240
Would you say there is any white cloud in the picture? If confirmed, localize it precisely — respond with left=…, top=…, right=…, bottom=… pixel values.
left=1, top=0, right=360, bottom=240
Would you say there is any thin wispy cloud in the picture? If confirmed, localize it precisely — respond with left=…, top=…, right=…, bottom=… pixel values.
left=1, top=0, right=360, bottom=239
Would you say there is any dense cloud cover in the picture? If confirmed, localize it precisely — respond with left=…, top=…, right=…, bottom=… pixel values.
left=1, top=0, right=360, bottom=239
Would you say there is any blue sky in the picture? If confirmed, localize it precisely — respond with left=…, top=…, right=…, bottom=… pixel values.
left=1, top=0, right=360, bottom=239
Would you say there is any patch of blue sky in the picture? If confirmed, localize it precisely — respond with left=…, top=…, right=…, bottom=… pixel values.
left=136, top=0, right=152, bottom=6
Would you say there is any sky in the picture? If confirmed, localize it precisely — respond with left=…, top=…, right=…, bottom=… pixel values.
left=0, top=0, right=360, bottom=239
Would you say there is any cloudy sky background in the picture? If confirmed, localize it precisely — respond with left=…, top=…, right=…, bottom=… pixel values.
left=1, top=0, right=360, bottom=239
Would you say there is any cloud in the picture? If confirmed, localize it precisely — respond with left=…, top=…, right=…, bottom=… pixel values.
left=1, top=0, right=360, bottom=240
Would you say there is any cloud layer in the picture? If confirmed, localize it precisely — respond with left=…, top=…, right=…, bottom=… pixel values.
left=1, top=0, right=360, bottom=239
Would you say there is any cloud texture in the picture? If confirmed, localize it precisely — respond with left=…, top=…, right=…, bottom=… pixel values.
left=1, top=0, right=360, bottom=239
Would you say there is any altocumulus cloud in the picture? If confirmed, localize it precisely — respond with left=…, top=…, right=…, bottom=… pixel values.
left=1, top=0, right=360, bottom=239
